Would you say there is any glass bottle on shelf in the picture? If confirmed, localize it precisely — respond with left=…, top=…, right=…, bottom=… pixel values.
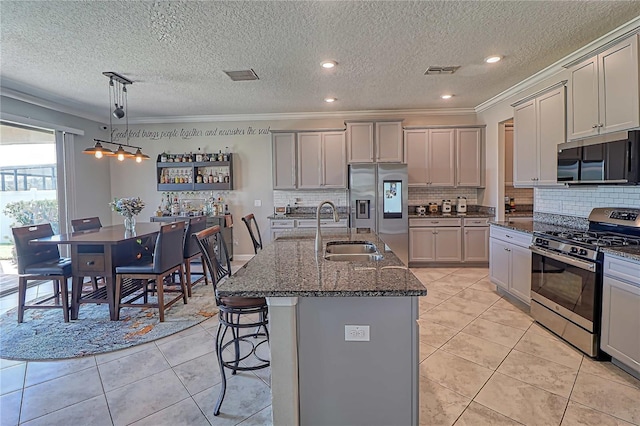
left=223, top=146, right=229, bottom=161
left=196, top=148, right=203, bottom=163
left=208, top=170, right=214, bottom=183
left=196, top=170, right=203, bottom=183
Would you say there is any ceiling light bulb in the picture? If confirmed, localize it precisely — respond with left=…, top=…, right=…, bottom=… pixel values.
left=117, top=153, right=125, bottom=161
left=324, top=97, right=337, bottom=103
left=321, top=61, right=337, bottom=69
left=485, top=55, right=502, bottom=64
left=440, top=94, right=453, bottom=99
left=95, top=150, right=103, bottom=159
left=136, top=155, right=142, bottom=163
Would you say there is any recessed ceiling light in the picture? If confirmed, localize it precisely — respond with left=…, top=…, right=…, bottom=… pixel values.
left=485, top=55, right=502, bottom=64
left=324, top=97, right=337, bottom=103
left=440, top=94, right=453, bottom=100
left=321, top=61, right=337, bottom=69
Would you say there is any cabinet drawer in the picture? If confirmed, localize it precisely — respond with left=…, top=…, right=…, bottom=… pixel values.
left=410, top=218, right=461, bottom=227
left=77, top=254, right=105, bottom=273
left=270, top=220, right=295, bottom=228
left=463, top=217, right=490, bottom=227
left=296, top=218, right=348, bottom=228
left=604, top=255, right=640, bottom=285
left=489, top=225, right=532, bottom=248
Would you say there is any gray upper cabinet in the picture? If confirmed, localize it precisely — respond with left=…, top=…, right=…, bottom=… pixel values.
left=456, top=127, right=483, bottom=187
left=298, top=131, right=346, bottom=189
left=272, top=132, right=297, bottom=189
left=347, top=120, right=403, bottom=163
left=567, top=34, right=639, bottom=140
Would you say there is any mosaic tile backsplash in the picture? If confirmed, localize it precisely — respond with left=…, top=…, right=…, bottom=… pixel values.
left=408, top=187, right=478, bottom=205
left=535, top=186, right=640, bottom=218
left=274, top=189, right=348, bottom=208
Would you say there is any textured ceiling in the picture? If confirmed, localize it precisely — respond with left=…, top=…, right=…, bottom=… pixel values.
left=1, top=1, right=640, bottom=121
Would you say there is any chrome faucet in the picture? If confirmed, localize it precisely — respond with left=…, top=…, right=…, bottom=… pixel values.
left=315, top=200, right=340, bottom=253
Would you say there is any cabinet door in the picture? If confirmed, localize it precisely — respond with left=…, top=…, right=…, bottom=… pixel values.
left=272, top=133, right=297, bottom=189
left=347, top=122, right=374, bottom=163
left=599, top=34, right=640, bottom=134
left=405, top=130, right=428, bottom=186
left=464, top=227, right=489, bottom=262
left=322, top=132, right=346, bottom=188
left=489, top=238, right=510, bottom=290
left=434, top=227, right=462, bottom=261
left=456, top=128, right=483, bottom=187
left=409, top=228, right=435, bottom=262
left=509, top=244, right=532, bottom=304
left=536, top=87, right=565, bottom=185
left=504, top=127, right=514, bottom=186
left=376, top=121, right=403, bottom=162
left=568, top=57, right=600, bottom=140
left=297, top=133, right=322, bottom=188
left=601, top=275, right=640, bottom=370
left=513, top=99, right=538, bottom=186
left=428, top=129, right=455, bottom=187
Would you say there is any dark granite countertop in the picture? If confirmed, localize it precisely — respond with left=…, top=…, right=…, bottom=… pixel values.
left=409, top=212, right=493, bottom=219
left=601, top=246, right=640, bottom=262
left=218, top=230, right=427, bottom=298
left=268, top=214, right=347, bottom=220
left=489, top=220, right=589, bottom=236
left=505, top=211, right=534, bottom=218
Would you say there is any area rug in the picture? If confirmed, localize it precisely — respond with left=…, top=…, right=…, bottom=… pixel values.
left=0, top=283, right=218, bottom=361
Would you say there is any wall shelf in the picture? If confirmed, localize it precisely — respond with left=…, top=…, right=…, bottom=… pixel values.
left=156, top=154, right=234, bottom=191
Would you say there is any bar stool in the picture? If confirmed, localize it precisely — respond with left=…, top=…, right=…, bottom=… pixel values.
left=70, top=217, right=103, bottom=292
left=183, top=216, right=209, bottom=297
left=241, top=213, right=263, bottom=254
left=114, top=221, right=188, bottom=322
left=12, top=224, right=72, bottom=323
left=194, top=225, right=269, bottom=416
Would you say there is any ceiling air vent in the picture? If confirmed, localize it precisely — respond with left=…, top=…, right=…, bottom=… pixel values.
left=424, top=66, right=460, bottom=75
left=223, top=69, right=259, bottom=81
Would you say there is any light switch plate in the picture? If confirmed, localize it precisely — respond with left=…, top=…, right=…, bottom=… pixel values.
left=254, top=199, right=262, bottom=207
left=345, top=325, right=370, bottom=341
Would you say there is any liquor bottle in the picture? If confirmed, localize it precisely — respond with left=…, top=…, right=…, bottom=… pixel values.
left=196, top=170, right=203, bottom=183
left=171, top=197, right=180, bottom=216
left=196, top=148, right=203, bottom=162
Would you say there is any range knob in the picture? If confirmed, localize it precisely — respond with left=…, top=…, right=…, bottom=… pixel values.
left=579, top=249, right=588, bottom=256
left=535, top=238, right=543, bottom=244
left=570, top=247, right=578, bottom=253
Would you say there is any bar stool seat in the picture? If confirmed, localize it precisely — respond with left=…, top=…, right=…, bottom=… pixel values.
left=183, top=216, right=209, bottom=296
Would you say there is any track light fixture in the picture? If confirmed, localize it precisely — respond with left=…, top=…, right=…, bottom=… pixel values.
left=83, top=72, right=149, bottom=162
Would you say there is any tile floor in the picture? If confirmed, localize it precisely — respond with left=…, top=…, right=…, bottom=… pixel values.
left=1, top=267, right=639, bottom=426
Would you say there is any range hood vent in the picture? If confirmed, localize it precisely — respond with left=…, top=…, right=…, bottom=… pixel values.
left=223, top=69, right=259, bottom=81
left=424, top=66, right=460, bottom=75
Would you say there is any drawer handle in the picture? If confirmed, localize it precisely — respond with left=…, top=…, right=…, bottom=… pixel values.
left=506, top=235, right=512, bottom=238
left=431, top=221, right=439, bottom=224
left=86, top=261, right=95, bottom=266
left=472, top=221, right=481, bottom=223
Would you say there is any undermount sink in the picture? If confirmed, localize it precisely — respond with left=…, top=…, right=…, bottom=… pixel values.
left=324, top=241, right=383, bottom=261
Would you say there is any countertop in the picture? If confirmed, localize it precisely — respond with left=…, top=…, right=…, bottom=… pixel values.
left=217, top=230, right=427, bottom=298
left=268, top=213, right=347, bottom=220
left=491, top=220, right=640, bottom=262
left=505, top=211, right=534, bottom=218
left=408, top=212, right=493, bottom=219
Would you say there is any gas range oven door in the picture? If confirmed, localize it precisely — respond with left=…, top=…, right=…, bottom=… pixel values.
left=529, top=246, right=602, bottom=357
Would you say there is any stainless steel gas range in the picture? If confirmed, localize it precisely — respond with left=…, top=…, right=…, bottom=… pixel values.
left=529, top=207, right=640, bottom=358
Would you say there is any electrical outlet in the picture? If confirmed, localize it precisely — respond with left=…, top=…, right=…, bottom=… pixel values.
left=345, top=325, right=370, bottom=341
left=254, top=199, right=262, bottom=207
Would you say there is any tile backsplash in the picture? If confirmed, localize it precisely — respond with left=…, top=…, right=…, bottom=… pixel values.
left=505, top=187, right=534, bottom=206
left=535, top=186, right=640, bottom=218
left=274, top=189, right=348, bottom=208
left=408, top=187, right=478, bottom=205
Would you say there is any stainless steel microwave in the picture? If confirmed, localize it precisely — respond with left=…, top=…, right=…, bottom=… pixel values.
left=557, top=131, right=640, bottom=185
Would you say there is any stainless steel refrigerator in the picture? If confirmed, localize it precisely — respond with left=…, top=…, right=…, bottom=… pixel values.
left=349, top=164, right=409, bottom=264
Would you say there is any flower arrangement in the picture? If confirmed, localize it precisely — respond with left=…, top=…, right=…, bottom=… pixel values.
left=109, top=197, right=145, bottom=217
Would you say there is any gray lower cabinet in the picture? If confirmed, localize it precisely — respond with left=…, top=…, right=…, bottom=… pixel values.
left=409, top=218, right=462, bottom=263
left=464, top=227, right=489, bottom=262
left=489, top=226, right=531, bottom=304
left=601, top=254, right=640, bottom=375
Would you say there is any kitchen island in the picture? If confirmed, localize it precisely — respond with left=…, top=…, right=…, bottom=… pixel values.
left=218, top=230, right=427, bottom=426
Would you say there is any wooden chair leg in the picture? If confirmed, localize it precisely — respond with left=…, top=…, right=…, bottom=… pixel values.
left=53, top=280, right=60, bottom=304
left=179, top=265, right=188, bottom=304
left=201, top=255, right=209, bottom=286
left=157, top=275, right=165, bottom=322
left=115, top=275, right=123, bottom=321
left=17, top=277, right=27, bottom=323
left=184, top=259, right=193, bottom=297
left=60, top=277, right=70, bottom=323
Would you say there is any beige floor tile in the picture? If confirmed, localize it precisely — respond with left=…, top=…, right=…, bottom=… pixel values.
left=419, top=378, right=470, bottom=426
left=454, top=401, right=522, bottom=425
left=193, top=372, right=272, bottom=425
left=422, top=306, right=477, bottom=331
left=0, top=390, right=21, bottom=426
left=461, top=318, right=526, bottom=348
left=412, top=269, right=450, bottom=283
left=514, top=330, right=584, bottom=370
left=456, top=287, right=502, bottom=305
left=441, top=333, right=511, bottom=370
left=21, top=366, right=104, bottom=423
left=561, top=401, right=634, bottom=426
left=437, top=296, right=490, bottom=317
left=21, top=394, right=112, bottom=426
left=98, top=346, right=171, bottom=392
left=129, top=397, right=210, bottom=426
left=497, top=349, right=578, bottom=398
left=480, top=304, right=533, bottom=330
left=579, top=357, right=640, bottom=390
left=475, top=372, right=568, bottom=426
left=423, top=288, right=455, bottom=304
left=24, top=356, right=96, bottom=387
left=105, top=369, right=190, bottom=426
left=157, top=329, right=216, bottom=367
left=418, top=320, right=459, bottom=348
left=469, top=278, right=498, bottom=293
left=433, top=274, right=477, bottom=291
left=0, top=359, right=25, bottom=370
left=492, top=296, right=530, bottom=313
left=428, top=281, right=465, bottom=296
left=172, top=351, right=222, bottom=395
left=419, top=350, right=493, bottom=398
left=526, top=322, right=562, bottom=340
left=0, top=363, right=25, bottom=395
left=419, top=342, right=438, bottom=363
left=419, top=299, right=438, bottom=313
left=237, top=405, right=273, bottom=426
left=95, top=341, right=157, bottom=364
left=451, top=267, right=489, bottom=280
left=570, top=371, right=640, bottom=424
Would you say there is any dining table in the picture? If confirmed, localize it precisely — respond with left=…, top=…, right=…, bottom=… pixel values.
left=29, top=223, right=162, bottom=320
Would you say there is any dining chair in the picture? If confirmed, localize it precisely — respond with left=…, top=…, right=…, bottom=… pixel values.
left=71, top=217, right=103, bottom=292
left=12, top=224, right=73, bottom=323
left=194, top=225, right=269, bottom=416
left=241, top=213, right=263, bottom=254
left=183, top=216, right=209, bottom=297
left=114, top=221, right=188, bottom=322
